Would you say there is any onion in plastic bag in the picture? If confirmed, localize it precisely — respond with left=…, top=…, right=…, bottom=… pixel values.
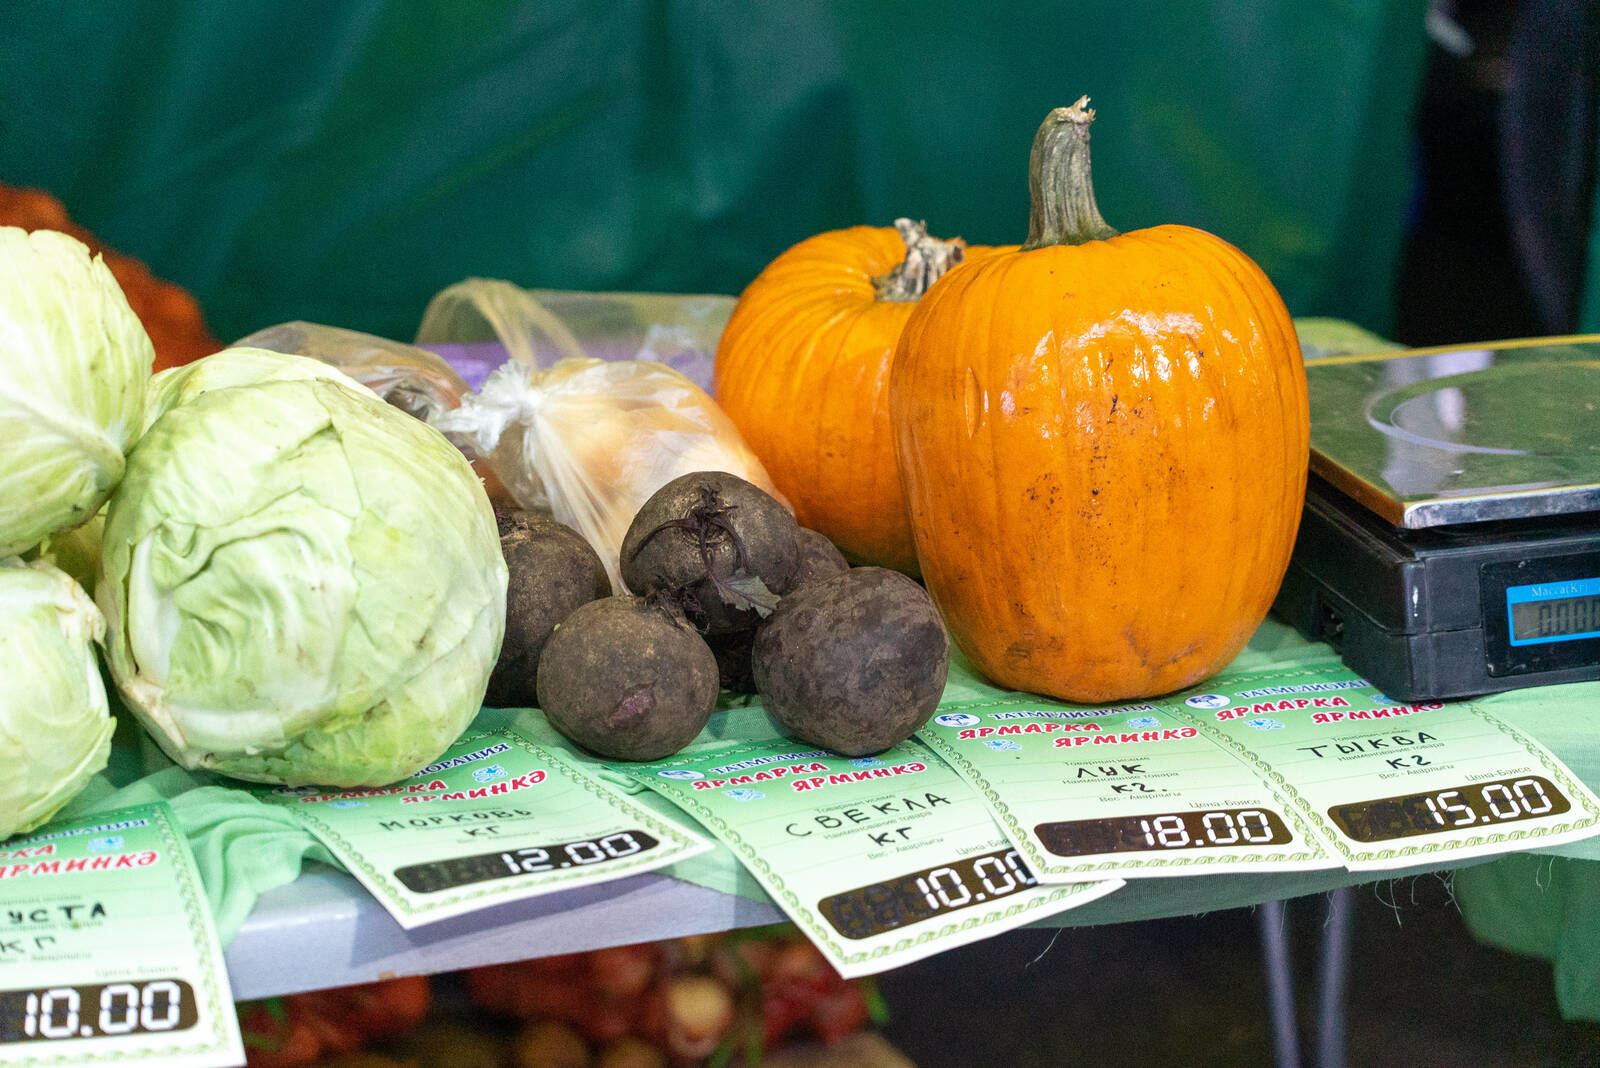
left=418, top=280, right=783, bottom=591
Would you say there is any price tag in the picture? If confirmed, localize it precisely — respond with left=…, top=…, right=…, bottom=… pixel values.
left=618, top=740, right=1122, bottom=979
left=0, top=803, right=244, bottom=1068
left=917, top=696, right=1338, bottom=882
left=258, top=728, right=712, bottom=927
left=1181, top=664, right=1600, bottom=870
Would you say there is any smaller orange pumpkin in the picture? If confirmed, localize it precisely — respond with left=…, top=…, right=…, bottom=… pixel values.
left=715, top=220, right=996, bottom=573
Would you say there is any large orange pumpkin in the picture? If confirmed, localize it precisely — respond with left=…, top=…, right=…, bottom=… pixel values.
left=890, top=100, right=1309, bottom=702
left=715, top=220, right=991, bottom=573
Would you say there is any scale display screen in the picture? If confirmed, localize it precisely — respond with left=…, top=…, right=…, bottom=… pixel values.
left=1482, top=552, right=1600, bottom=680
left=1507, top=577, right=1600, bottom=646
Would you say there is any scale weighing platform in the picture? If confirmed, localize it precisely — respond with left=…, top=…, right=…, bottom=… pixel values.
left=1272, top=336, right=1600, bottom=701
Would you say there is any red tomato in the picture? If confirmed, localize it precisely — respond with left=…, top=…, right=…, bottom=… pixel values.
left=239, top=1000, right=322, bottom=1068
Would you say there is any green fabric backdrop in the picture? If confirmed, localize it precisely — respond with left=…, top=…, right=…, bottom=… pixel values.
left=2, top=1, right=1428, bottom=343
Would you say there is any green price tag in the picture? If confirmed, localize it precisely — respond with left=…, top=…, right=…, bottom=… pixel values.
left=0, top=803, right=244, bottom=1068
left=917, top=696, right=1338, bottom=882
left=618, top=740, right=1121, bottom=979
left=1178, top=663, right=1600, bottom=870
left=257, top=728, right=712, bottom=928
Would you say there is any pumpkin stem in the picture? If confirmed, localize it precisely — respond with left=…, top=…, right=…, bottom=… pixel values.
left=871, top=218, right=967, bottom=301
left=1022, top=97, right=1119, bottom=250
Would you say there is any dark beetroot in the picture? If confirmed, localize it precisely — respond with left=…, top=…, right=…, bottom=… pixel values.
left=686, top=529, right=844, bottom=697
left=705, top=630, right=758, bottom=694
left=790, top=527, right=850, bottom=589
left=619, top=471, right=800, bottom=634
left=484, top=514, right=611, bottom=708
left=752, top=567, right=949, bottom=756
left=536, top=596, right=718, bottom=761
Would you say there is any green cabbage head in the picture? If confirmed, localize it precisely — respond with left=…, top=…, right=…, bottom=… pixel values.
left=142, top=344, right=362, bottom=434
left=0, top=227, right=152, bottom=557
left=0, top=557, right=114, bottom=839
left=98, top=352, right=507, bottom=787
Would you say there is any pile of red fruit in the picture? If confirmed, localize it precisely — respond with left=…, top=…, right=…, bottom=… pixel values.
left=463, top=928, right=875, bottom=1065
left=239, top=928, right=881, bottom=1067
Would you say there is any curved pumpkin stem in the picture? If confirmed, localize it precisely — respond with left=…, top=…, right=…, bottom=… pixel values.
left=872, top=218, right=967, bottom=301
left=1022, top=97, right=1119, bottom=250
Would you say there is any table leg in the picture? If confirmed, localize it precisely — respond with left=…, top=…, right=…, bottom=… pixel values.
left=1315, top=886, right=1354, bottom=1068
left=1259, top=897, right=1302, bottom=1067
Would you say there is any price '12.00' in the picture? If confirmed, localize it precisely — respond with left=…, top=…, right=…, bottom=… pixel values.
left=394, top=831, right=662, bottom=894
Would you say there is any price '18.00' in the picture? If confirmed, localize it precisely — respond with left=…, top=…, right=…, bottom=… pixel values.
left=1033, top=807, right=1294, bottom=857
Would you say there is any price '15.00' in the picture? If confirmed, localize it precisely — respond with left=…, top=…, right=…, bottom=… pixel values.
left=1330, top=775, right=1570, bottom=843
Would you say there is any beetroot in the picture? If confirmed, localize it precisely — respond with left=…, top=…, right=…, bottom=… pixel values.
left=536, top=596, right=718, bottom=761
left=789, top=527, right=849, bottom=589
left=485, top=513, right=612, bottom=708
left=752, top=568, right=949, bottom=756
left=619, top=471, right=799, bottom=634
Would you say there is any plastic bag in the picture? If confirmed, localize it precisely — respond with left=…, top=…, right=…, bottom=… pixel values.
left=234, top=321, right=471, bottom=423
left=415, top=280, right=736, bottom=393
left=418, top=280, right=782, bottom=592
left=235, top=320, right=524, bottom=505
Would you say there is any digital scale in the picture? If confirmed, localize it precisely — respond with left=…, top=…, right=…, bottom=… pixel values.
left=1272, top=337, right=1600, bottom=701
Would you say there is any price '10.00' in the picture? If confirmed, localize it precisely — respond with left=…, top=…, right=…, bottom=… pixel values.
left=1, top=979, right=197, bottom=1045
left=818, top=848, right=1038, bottom=941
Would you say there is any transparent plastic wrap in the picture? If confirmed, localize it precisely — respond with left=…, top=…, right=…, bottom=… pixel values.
left=415, top=281, right=736, bottom=393
left=416, top=280, right=782, bottom=592
left=235, top=321, right=471, bottom=423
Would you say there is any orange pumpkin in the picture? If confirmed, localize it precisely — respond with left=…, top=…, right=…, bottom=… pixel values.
left=890, top=100, right=1309, bottom=702
left=715, top=220, right=995, bottom=573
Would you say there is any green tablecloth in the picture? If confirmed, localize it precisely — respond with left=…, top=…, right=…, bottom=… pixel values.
left=58, top=619, right=1600, bottom=1017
